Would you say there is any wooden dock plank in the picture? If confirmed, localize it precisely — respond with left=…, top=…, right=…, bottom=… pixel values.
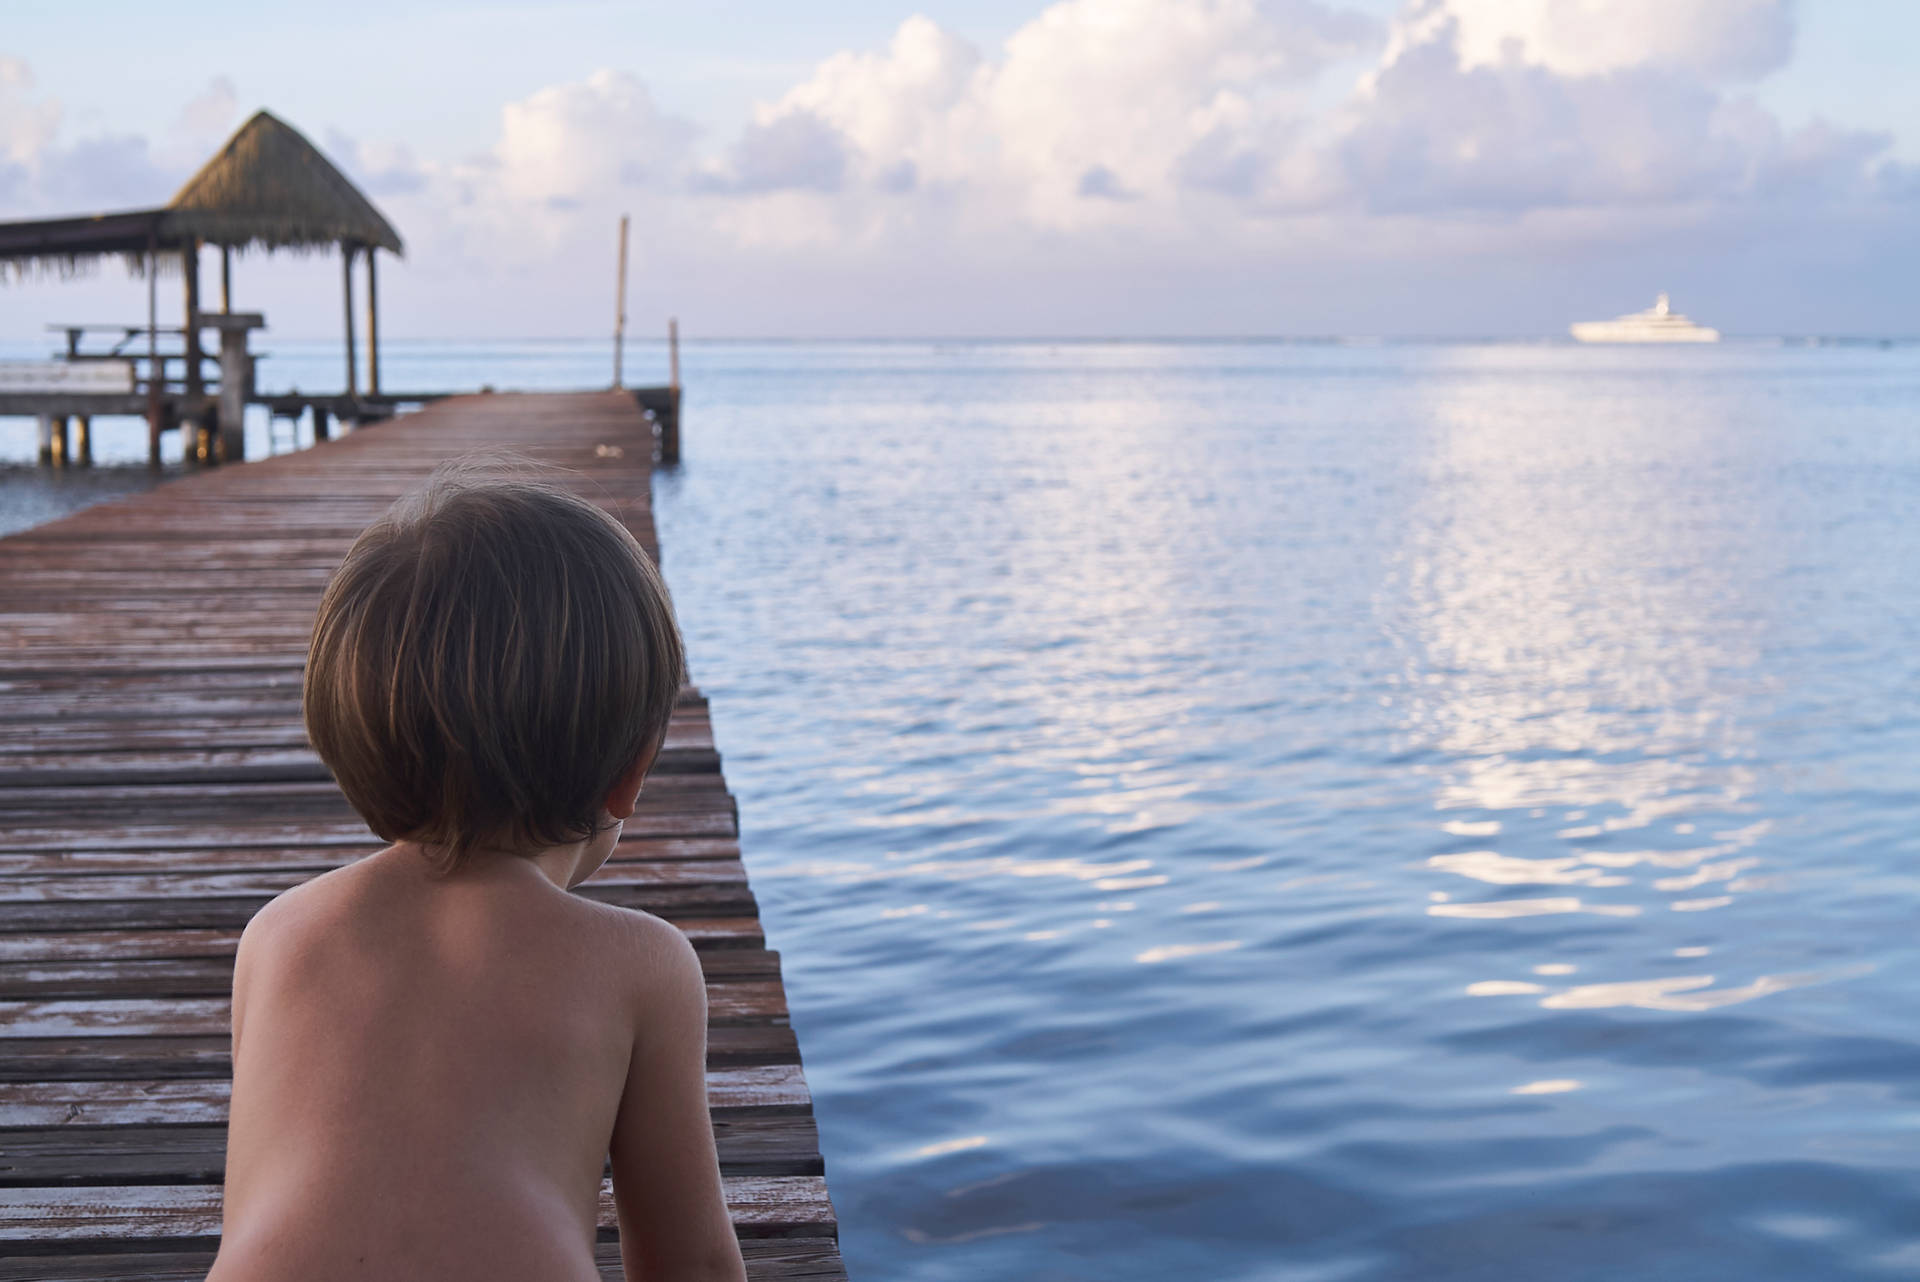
left=0, top=393, right=843, bottom=1279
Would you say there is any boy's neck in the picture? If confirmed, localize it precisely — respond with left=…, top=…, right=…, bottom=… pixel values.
left=387, top=839, right=600, bottom=891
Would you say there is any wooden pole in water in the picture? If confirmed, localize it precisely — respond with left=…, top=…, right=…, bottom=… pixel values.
left=75, top=415, right=92, bottom=467
left=366, top=248, right=381, bottom=397
left=660, top=317, right=682, bottom=465
left=341, top=242, right=359, bottom=402
left=613, top=215, right=630, bottom=389
left=146, top=224, right=161, bottom=468
left=221, top=246, right=232, bottom=313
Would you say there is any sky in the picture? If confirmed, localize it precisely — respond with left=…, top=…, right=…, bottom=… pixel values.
left=2, top=0, right=1918, bottom=338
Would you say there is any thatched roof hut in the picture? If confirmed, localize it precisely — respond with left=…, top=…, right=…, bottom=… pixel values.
left=0, top=109, right=401, bottom=404
left=167, top=111, right=402, bottom=255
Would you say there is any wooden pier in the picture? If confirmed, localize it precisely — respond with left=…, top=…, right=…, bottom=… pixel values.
left=0, top=393, right=838, bottom=1278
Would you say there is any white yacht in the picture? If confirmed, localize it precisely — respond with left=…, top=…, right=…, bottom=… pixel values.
left=1571, top=294, right=1720, bottom=343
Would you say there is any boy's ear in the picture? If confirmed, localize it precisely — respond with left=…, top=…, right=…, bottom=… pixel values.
left=603, top=751, right=655, bottom=821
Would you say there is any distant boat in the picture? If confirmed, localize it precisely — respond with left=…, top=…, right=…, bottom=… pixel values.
left=1571, top=294, right=1721, bottom=344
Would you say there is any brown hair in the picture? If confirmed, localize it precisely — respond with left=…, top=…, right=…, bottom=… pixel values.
left=304, top=462, right=685, bottom=872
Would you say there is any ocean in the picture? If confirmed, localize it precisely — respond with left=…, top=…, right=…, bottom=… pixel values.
left=6, top=338, right=1919, bottom=1280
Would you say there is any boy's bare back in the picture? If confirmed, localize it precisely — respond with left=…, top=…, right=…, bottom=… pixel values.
left=206, top=472, right=743, bottom=1281
left=211, top=843, right=738, bottom=1282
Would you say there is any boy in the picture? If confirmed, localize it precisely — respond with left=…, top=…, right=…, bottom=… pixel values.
left=207, top=470, right=747, bottom=1282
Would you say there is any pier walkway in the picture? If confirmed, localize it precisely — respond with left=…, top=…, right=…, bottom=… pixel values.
left=0, top=393, right=843, bottom=1279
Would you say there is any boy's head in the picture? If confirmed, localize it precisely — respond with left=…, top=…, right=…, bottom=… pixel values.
left=304, top=464, right=685, bottom=872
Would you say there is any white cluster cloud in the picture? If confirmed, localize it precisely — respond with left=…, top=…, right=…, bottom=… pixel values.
left=705, top=1, right=1376, bottom=226
left=1432, top=0, right=1793, bottom=81
left=1339, top=2, right=1885, bottom=216
left=493, top=70, right=694, bottom=206
left=679, top=0, right=1891, bottom=228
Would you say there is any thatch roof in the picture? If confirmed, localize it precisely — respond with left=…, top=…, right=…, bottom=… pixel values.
left=0, top=110, right=402, bottom=280
left=166, top=110, right=403, bottom=255
left=0, top=209, right=174, bottom=278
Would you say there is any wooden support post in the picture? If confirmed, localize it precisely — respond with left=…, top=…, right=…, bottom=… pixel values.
left=658, top=316, right=681, bottom=466
left=146, top=228, right=161, bottom=469
left=221, top=246, right=232, bottom=313
left=613, top=214, right=629, bottom=389
left=366, top=249, right=381, bottom=397
left=313, top=406, right=331, bottom=442
left=183, top=239, right=203, bottom=400
left=341, top=242, right=359, bottom=401
left=659, top=388, right=681, bottom=465
left=36, top=415, right=53, bottom=466
left=53, top=416, right=70, bottom=467
left=214, top=317, right=253, bottom=463
left=74, top=415, right=92, bottom=467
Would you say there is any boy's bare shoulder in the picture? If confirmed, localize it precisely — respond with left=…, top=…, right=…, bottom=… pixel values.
left=237, top=858, right=368, bottom=954
left=577, top=896, right=700, bottom=965
left=574, top=898, right=706, bottom=1006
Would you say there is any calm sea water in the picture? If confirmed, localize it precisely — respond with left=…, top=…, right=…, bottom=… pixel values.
left=7, top=339, right=1920, bottom=1279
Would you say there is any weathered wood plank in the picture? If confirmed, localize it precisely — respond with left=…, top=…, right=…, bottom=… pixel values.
left=0, top=1114, right=825, bottom=1183
left=0, top=1065, right=812, bottom=1128
left=0, top=1174, right=836, bottom=1241
left=0, top=915, right=766, bottom=962
left=0, top=1022, right=801, bottom=1081
left=0, top=860, right=749, bottom=903
left=0, top=882, right=760, bottom=932
left=0, top=1238, right=849, bottom=1282
left=0, top=836, right=742, bottom=878
left=0, top=944, right=780, bottom=997
left=0, top=976, right=789, bottom=1034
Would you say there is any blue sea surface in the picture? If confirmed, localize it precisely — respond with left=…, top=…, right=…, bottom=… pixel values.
left=7, top=338, right=1920, bottom=1279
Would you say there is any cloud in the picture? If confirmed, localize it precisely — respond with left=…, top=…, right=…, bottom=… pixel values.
left=493, top=69, right=696, bottom=204
left=0, top=59, right=173, bottom=215
left=1339, top=6, right=1893, bottom=215
left=1430, top=0, right=1794, bottom=81
left=33, top=133, right=169, bottom=209
left=1, top=56, right=60, bottom=169
left=325, top=129, right=428, bottom=197
left=704, top=108, right=851, bottom=193
left=732, top=1, right=1375, bottom=224
left=1076, top=164, right=1135, bottom=200
left=174, top=76, right=238, bottom=144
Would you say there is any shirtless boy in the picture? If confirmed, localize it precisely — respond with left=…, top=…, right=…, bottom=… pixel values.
left=207, top=471, right=747, bottom=1282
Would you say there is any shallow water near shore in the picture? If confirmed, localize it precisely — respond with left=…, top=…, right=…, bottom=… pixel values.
left=9, top=338, right=1920, bottom=1279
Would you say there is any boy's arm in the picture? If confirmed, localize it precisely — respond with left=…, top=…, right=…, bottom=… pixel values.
left=609, top=919, right=747, bottom=1282
left=229, top=910, right=265, bottom=1054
